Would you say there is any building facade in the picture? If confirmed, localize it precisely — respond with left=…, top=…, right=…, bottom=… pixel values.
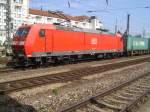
left=28, top=9, right=103, bottom=30
left=0, top=0, right=29, bottom=44
left=0, top=0, right=103, bottom=44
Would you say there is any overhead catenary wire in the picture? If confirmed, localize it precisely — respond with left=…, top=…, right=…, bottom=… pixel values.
left=87, top=6, right=150, bottom=13
left=29, top=0, right=150, bottom=36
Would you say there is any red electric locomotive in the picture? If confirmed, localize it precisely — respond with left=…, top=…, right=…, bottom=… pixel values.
left=12, top=24, right=123, bottom=66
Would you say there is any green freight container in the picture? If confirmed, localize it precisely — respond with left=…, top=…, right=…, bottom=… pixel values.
left=125, top=35, right=149, bottom=51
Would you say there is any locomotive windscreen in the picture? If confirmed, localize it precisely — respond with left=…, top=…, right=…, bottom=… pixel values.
left=15, top=27, right=30, bottom=37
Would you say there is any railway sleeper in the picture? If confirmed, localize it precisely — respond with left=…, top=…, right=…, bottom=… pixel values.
left=119, top=89, right=150, bottom=112
left=91, top=98, right=124, bottom=110
left=86, top=104, right=112, bottom=112
left=125, top=86, right=150, bottom=91
left=123, top=89, right=146, bottom=94
left=6, top=83, right=28, bottom=89
left=38, top=79, right=51, bottom=83
left=132, top=88, right=150, bottom=92
left=23, top=80, right=44, bottom=85
left=106, top=95, right=134, bottom=102
left=104, top=97, right=129, bottom=104
left=28, top=80, right=45, bottom=85
left=116, top=92, right=140, bottom=99
left=125, top=88, right=149, bottom=94
left=135, top=85, right=150, bottom=89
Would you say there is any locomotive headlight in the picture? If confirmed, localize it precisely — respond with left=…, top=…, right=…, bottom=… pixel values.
left=12, top=41, right=25, bottom=45
left=12, top=41, right=17, bottom=45
left=19, top=41, right=25, bottom=45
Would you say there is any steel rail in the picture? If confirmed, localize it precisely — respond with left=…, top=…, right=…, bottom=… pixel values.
left=59, top=72, right=150, bottom=112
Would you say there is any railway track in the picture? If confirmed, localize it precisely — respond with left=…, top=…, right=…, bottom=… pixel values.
left=0, top=55, right=150, bottom=74
left=60, top=72, right=150, bottom=112
left=0, top=58, right=107, bottom=74
left=0, top=56, right=150, bottom=94
left=0, top=55, right=148, bottom=74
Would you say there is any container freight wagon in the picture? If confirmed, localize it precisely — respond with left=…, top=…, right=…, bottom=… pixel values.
left=124, top=35, right=149, bottom=55
left=12, top=24, right=123, bottom=66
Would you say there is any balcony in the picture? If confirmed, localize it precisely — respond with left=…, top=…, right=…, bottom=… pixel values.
left=14, top=3, right=22, bottom=7
left=0, top=0, right=6, bottom=4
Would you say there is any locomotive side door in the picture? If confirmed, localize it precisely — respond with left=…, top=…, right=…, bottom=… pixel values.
left=45, top=29, right=53, bottom=53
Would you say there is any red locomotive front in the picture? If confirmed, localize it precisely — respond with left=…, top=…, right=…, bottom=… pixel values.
left=12, top=24, right=55, bottom=66
left=12, top=26, right=30, bottom=57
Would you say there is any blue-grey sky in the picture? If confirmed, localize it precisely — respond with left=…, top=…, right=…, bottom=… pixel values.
left=30, top=0, right=150, bottom=36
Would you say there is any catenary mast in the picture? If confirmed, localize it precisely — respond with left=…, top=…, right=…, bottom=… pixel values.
left=5, top=0, right=12, bottom=54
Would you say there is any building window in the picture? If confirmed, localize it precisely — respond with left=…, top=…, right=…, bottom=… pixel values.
left=3, top=12, right=6, bottom=16
left=83, top=23, right=86, bottom=26
left=15, top=6, right=22, bottom=13
left=4, top=19, right=6, bottom=22
left=47, top=18, right=52, bottom=22
left=15, top=14, right=21, bottom=18
left=36, top=16, right=42, bottom=21
left=75, top=22, right=78, bottom=25
left=14, top=0, right=23, bottom=4
left=0, top=0, right=6, bottom=4
left=18, top=20, right=21, bottom=24
left=0, top=4, right=5, bottom=10
left=57, top=19, right=63, bottom=23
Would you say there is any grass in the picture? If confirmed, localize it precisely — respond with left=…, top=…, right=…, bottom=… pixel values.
left=52, top=88, right=59, bottom=96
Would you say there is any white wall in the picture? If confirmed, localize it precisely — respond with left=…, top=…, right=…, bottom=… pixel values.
left=27, top=14, right=103, bottom=30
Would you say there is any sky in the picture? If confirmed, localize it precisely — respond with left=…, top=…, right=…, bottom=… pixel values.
left=30, top=0, right=150, bottom=36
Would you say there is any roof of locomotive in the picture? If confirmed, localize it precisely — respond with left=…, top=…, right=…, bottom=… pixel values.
left=19, top=23, right=118, bottom=35
left=19, top=24, right=56, bottom=29
left=55, top=25, right=116, bottom=35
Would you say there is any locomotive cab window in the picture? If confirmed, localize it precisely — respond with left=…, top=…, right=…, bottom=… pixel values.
left=15, top=27, right=30, bottom=37
left=39, top=29, right=45, bottom=37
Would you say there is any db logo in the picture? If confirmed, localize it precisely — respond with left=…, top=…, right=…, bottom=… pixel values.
left=91, top=38, right=98, bottom=45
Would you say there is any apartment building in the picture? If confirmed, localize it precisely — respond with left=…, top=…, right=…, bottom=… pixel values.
left=0, top=0, right=29, bottom=44
left=28, top=9, right=103, bottom=30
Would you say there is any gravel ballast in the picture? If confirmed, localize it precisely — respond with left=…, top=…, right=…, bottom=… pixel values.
left=3, top=62, right=149, bottom=112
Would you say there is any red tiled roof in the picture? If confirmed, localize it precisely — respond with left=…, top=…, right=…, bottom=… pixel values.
left=29, top=8, right=90, bottom=22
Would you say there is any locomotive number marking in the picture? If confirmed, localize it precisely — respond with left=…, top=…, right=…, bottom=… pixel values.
left=91, top=38, right=98, bottom=45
